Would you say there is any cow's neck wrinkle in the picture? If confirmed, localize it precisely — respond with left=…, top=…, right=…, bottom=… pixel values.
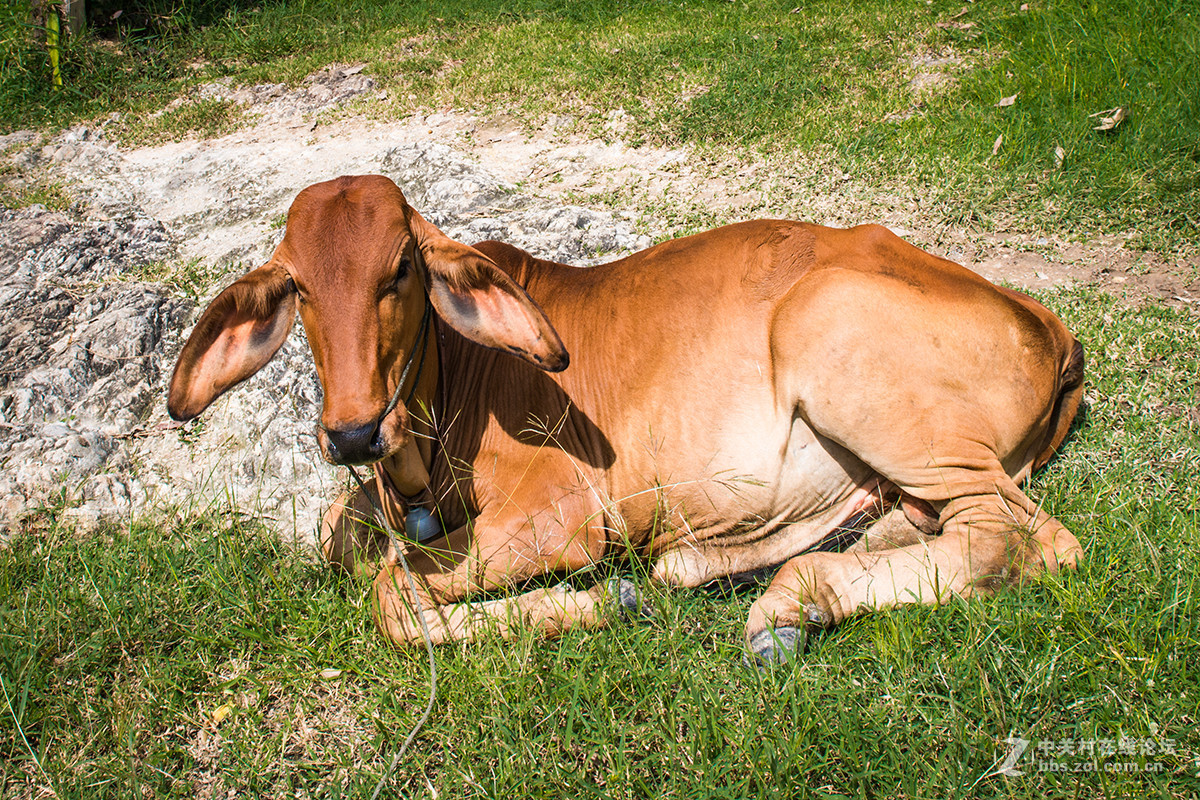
left=386, top=436, right=432, bottom=497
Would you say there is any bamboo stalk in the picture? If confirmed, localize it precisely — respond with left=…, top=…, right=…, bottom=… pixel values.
left=47, top=8, right=62, bottom=91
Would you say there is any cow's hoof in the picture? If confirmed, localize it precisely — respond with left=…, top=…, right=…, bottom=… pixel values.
left=744, top=626, right=806, bottom=669
left=803, top=602, right=833, bottom=628
left=605, top=577, right=655, bottom=624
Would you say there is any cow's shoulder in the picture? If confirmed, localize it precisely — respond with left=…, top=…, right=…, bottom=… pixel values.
left=471, top=239, right=539, bottom=281
left=736, top=220, right=820, bottom=301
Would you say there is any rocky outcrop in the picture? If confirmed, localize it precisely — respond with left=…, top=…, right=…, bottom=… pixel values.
left=0, top=205, right=184, bottom=528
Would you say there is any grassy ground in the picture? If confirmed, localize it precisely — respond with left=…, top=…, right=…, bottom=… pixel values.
left=3, top=1, right=1200, bottom=797
left=2, top=0, right=1198, bottom=252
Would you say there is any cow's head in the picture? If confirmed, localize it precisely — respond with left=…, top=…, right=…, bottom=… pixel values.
left=167, top=175, right=568, bottom=465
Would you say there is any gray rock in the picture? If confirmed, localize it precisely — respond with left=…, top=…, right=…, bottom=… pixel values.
left=0, top=130, right=40, bottom=151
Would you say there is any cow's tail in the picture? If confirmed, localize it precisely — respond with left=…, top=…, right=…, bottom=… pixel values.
left=1033, top=336, right=1085, bottom=471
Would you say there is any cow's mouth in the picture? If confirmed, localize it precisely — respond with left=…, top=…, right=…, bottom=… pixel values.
left=318, top=421, right=396, bottom=466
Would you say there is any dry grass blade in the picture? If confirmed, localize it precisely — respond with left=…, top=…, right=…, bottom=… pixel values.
left=1090, top=106, right=1127, bottom=131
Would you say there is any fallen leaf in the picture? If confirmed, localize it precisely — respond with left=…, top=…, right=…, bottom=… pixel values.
left=343, top=65, right=366, bottom=76
left=992, top=134, right=1003, bottom=155
left=211, top=703, right=233, bottom=727
left=1020, top=3, right=1029, bottom=9
left=1090, top=106, right=1127, bottom=131
left=996, top=93, right=1019, bottom=107
left=936, top=19, right=976, bottom=30
left=319, top=668, right=343, bottom=680
left=1054, top=145, right=1065, bottom=169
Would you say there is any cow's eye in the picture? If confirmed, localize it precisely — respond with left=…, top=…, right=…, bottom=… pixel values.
left=285, top=277, right=306, bottom=304
left=379, top=258, right=411, bottom=299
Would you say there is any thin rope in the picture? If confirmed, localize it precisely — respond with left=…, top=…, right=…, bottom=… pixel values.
left=355, top=252, right=439, bottom=795
left=381, top=296, right=433, bottom=424
left=348, top=464, right=438, bottom=800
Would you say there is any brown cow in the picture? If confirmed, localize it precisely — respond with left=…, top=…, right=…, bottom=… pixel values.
left=168, top=174, right=1084, bottom=663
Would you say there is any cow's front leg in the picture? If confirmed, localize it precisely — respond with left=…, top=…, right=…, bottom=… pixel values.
left=375, top=563, right=630, bottom=645
left=370, top=485, right=634, bottom=645
left=319, top=485, right=392, bottom=577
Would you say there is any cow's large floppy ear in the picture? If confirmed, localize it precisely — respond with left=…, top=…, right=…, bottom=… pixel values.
left=167, top=262, right=297, bottom=421
left=411, top=211, right=569, bottom=372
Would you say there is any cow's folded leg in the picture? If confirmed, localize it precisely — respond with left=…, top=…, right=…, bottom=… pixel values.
left=651, top=511, right=880, bottom=589
left=319, top=486, right=391, bottom=577
left=843, top=502, right=937, bottom=554
left=369, top=489, right=620, bottom=644
left=744, top=477, right=1080, bottom=663
left=373, top=570, right=643, bottom=645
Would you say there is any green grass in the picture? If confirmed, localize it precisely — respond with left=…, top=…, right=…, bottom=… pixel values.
left=121, top=97, right=245, bottom=144
left=0, top=178, right=70, bottom=212
left=2, top=290, right=1198, bottom=798
left=2, top=0, right=1197, bottom=251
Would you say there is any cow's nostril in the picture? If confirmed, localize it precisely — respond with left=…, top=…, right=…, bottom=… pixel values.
left=325, top=421, right=382, bottom=464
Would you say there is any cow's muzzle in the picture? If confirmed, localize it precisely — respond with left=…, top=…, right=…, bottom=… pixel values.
left=321, top=420, right=388, bottom=466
